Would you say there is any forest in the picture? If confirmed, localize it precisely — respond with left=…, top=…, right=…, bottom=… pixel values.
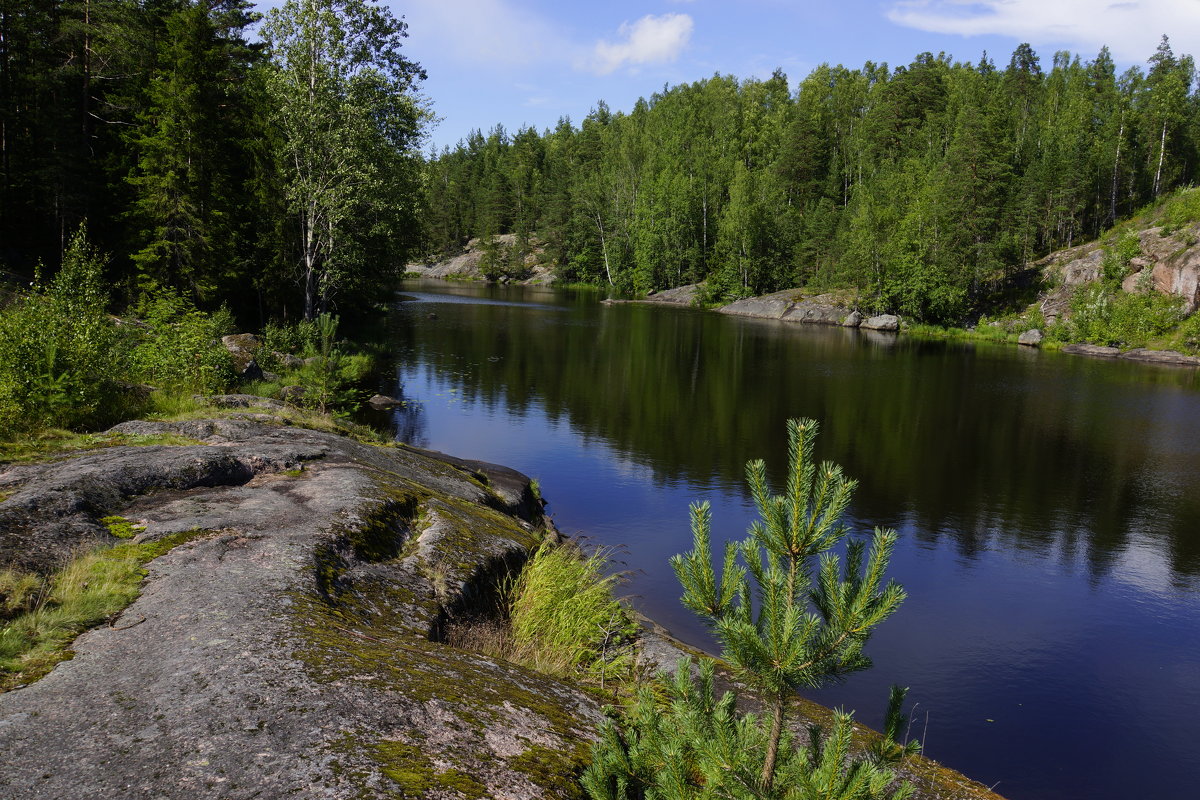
left=0, top=0, right=428, bottom=324
left=423, top=38, right=1199, bottom=323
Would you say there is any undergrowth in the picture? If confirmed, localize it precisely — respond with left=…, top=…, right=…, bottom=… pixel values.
left=507, top=541, right=637, bottom=683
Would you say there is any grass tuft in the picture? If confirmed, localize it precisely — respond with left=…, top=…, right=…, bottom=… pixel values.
left=0, top=530, right=207, bottom=691
left=505, top=541, right=636, bottom=682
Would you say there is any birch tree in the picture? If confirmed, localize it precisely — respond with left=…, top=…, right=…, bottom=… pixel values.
left=262, top=0, right=426, bottom=319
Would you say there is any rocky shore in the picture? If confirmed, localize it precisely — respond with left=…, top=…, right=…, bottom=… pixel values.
left=0, top=410, right=1005, bottom=799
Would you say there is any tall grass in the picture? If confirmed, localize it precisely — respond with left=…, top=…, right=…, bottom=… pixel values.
left=0, top=531, right=202, bottom=690
left=505, top=541, right=636, bottom=682
left=446, top=540, right=636, bottom=685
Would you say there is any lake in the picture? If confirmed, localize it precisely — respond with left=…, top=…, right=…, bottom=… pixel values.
left=365, top=279, right=1200, bottom=800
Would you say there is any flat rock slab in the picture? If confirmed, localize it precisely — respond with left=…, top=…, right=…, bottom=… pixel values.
left=719, top=290, right=853, bottom=327
left=1061, top=343, right=1120, bottom=358
left=1119, top=348, right=1200, bottom=366
left=0, top=419, right=599, bottom=799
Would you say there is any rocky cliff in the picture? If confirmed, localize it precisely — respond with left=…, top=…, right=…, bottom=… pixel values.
left=407, top=234, right=554, bottom=285
left=1037, top=221, right=1200, bottom=325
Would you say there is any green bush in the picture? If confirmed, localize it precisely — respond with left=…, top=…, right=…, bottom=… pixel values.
left=1172, top=312, right=1200, bottom=354
left=128, top=288, right=235, bottom=395
left=1159, top=187, right=1200, bottom=233
left=258, top=318, right=320, bottom=369
left=0, top=227, right=127, bottom=433
left=584, top=419, right=911, bottom=799
left=1067, top=284, right=1185, bottom=347
left=1100, top=231, right=1143, bottom=284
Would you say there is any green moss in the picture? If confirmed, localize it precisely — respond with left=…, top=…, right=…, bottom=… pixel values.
left=508, top=746, right=585, bottom=799
left=99, top=515, right=146, bottom=540
left=373, top=741, right=488, bottom=799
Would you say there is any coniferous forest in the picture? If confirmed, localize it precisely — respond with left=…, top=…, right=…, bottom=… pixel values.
left=0, top=0, right=428, bottom=324
left=423, top=39, right=1199, bottom=324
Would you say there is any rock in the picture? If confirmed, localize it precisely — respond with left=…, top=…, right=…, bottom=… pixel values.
left=279, top=385, right=306, bottom=403
left=718, top=289, right=797, bottom=319
left=221, top=333, right=261, bottom=376
left=1119, top=348, right=1200, bottom=367
left=640, top=283, right=703, bottom=305
left=0, top=419, right=599, bottom=799
left=718, top=290, right=852, bottom=327
left=273, top=351, right=304, bottom=370
left=1018, top=329, right=1044, bottom=347
left=841, top=310, right=864, bottom=328
left=1062, top=343, right=1120, bottom=358
left=1040, top=224, right=1200, bottom=314
left=240, top=358, right=264, bottom=381
left=861, top=314, right=900, bottom=332
left=367, top=394, right=401, bottom=408
left=781, top=297, right=848, bottom=325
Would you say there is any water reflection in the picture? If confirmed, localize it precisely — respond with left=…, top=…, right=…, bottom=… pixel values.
left=384, top=282, right=1200, bottom=584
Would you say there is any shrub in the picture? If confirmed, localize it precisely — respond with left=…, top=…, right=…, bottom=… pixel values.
left=0, top=227, right=126, bottom=433
left=128, top=288, right=235, bottom=396
left=1067, top=284, right=1185, bottom=347
left=584, top=419, right=911, bottom=799
left=258, top=318, right=320, bottom=369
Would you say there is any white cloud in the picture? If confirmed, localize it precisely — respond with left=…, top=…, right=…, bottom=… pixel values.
left=588, top=13, right=695, bottom=75
left=886, top=0, right=1200, bottom=62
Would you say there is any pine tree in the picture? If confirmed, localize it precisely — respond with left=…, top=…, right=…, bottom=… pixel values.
left=584, top=419, right=911, bottom=799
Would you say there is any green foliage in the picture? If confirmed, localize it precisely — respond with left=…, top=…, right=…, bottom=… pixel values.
left=423, top=40, right=1200, bottom=325
left=1101, top=232, right=1143, bottom=283
left=292, top=313, right=369, bottom=414
left=262, top=0, right=429, bottom=319
left=1065, top=284, right=1185, bottom=347
left=259, top=318, right=321, bottom=367
left=1172, top=311, right=1200, bottom=353
left=128, top=287, right=235, bottom=395
left=585, top=419, right=910, bottom=798
left=0, top=227, right=126, bottom=433
left=868, top=686, right=922, bottom=767
left=1158, top=187, right=1200, bottom=233
left=583, top=662, right=913, bottom=800
left=507, top=541, right=636, bottom=683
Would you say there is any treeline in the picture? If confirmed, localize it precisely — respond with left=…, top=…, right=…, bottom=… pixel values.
left=0, top=0, right=426, bottom=324
left=423, top=39, right=1199, bottom=323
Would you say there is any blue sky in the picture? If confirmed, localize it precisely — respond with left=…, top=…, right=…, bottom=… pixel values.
left=255, top=1, right=1200, bottom=152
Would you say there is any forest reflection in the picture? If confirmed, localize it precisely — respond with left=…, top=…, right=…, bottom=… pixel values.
left=384, top=284, right=1200, bottom=583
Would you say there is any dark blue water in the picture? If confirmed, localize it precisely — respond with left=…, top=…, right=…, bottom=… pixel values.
left=368, top=280, right=1200, bottom=800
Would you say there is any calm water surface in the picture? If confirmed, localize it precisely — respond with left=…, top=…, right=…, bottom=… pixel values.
left=368, top=280, right=1200, bottom=800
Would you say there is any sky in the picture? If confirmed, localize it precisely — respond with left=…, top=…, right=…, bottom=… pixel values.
left=253, top=1, right=1200, bottom=152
